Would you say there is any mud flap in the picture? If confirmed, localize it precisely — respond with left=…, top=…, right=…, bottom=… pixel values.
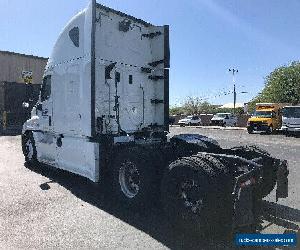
left=233, top=186, right=254, bottom=227
left=276, top=160, right=289, bottom=201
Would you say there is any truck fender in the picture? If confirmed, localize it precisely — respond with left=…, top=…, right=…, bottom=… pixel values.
left=170, top=133, right=220, bottom=150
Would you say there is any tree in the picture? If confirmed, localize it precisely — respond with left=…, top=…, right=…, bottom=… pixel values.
left=182, top=96, right=203, bottom=114
left=170, top=97, right=245, bottom=115
left=251, top=61, right=300, bottom=108
left=169, top=106, right=184, bottom=115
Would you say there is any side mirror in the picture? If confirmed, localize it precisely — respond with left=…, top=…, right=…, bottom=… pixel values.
left=22, top=102, right=29, bottom=108
left=36, top=103, right=43, bottom=111
left=115, top=72, right=120, bottom=83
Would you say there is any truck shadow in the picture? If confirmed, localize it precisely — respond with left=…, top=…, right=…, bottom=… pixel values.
left=0, top=131, right=21, bottom=136
left=261, top=201, right=300, bottom=224
left=260, top=201, right=299, bottom=249
left=261, top=201, right=300, bottom=233
left=24, top=163, right=296, bottom=250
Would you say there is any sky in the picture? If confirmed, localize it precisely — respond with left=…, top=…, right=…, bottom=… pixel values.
left=1, top=0, right=300, bottom=106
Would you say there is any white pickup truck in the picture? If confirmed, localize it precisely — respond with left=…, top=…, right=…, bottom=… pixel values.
left=178, top=115, right=202, bottom=126
left=210, top=113, right=237, bottom=127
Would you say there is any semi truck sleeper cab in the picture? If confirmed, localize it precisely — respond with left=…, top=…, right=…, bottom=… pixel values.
left=22, top=0, right=289, bottom=235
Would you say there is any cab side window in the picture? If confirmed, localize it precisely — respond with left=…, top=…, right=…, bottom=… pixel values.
left=69, top=27, right=79, bottom=47
left=41, top=75, right=51, bottom=102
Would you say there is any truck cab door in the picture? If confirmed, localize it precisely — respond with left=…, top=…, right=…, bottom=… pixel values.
left=39, top=75, right=53, bottom=131
left=36, top=75, right=56, bottom=164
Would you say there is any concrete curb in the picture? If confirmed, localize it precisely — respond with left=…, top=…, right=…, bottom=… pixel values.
left=171, top=125, right=247, bottom=131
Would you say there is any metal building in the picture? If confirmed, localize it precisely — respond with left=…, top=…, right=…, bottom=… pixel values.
left=0, top=50, right=48, bottom=84
left=0, top=51, right=48, bottom=133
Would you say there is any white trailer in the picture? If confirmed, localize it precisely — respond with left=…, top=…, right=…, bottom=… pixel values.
left=22, top=1, right=289, bottom=234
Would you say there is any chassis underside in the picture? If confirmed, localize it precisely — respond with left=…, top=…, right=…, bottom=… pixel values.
left=160, top=134, right=289, bottom=229
left=22, top=131, right=289, bottom=232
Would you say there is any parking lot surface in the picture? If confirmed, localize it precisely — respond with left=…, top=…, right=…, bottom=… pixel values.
left=0, top=128, right=299, bottom=249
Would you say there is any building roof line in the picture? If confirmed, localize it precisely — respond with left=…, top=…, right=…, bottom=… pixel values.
left=0, top=50, right=48, bottom=60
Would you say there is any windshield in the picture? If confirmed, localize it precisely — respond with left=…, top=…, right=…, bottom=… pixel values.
left=283, top=107, right=300, bottom=118
left=253, top=111, right=272, bottom=118
left=186, top=116, right=193, bottom=119
left=215, top=113, right=228, bottom=118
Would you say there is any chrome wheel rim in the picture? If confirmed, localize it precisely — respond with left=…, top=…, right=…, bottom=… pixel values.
left=180, top=179, right=204, bottom=214
left=119, top=161, right=140, bottom=199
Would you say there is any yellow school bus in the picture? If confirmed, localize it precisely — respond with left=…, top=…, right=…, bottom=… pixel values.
left=247, top=103, right=285, bottom=134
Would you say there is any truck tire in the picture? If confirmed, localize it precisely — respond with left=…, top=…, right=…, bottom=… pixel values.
left=160, top=154, right=232, bottom=234
left=267, top=125, right=273, bottom=134
left=111, top=147, right=156, bottom=208
left=247, top=127, right=254, bottom=134
left=21, top=132, right=38, bottom=166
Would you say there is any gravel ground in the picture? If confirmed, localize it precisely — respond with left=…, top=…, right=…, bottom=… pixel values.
left=0, top=128, right=299, bottom=249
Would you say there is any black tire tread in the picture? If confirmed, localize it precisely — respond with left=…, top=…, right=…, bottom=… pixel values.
left=22, top=132, right=38, bottom=165
left=161, top=154, right=233, bottom=234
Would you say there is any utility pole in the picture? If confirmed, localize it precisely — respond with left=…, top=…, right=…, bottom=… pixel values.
left=228, top=68, right=238, bottom=114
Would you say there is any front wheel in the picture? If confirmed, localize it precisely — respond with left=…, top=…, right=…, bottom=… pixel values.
left=247, top=127, right=253, bottom=134
left=22, top=132, right=38, bottom=165
left=267, top=125, right=273, bottom=134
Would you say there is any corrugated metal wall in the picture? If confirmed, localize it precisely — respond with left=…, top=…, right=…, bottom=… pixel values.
left=0, top=51, right=48, bottom=84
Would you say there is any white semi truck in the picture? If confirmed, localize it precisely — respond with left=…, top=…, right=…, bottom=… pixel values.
left=22, top=1, right=289, bottom=234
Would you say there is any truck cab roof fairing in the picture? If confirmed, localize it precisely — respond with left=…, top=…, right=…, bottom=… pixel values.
left=43, top=2, right=94, bottom=137
left=46, top=1, right=95, bottom=71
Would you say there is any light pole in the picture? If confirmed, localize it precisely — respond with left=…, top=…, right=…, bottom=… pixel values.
left=228, top=68, right=238, bottom=114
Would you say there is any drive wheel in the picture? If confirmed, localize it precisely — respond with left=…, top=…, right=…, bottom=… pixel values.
left=112, top=147, right=155, bottom=208
left=161, top=154, right=232, bottom=234
left=267, top=125, right=273, bottom=134
left=22, top=132, right=37, bottom=166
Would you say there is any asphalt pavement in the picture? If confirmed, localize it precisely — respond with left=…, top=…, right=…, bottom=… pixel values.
left=0, top=128, right=299, bottom=249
